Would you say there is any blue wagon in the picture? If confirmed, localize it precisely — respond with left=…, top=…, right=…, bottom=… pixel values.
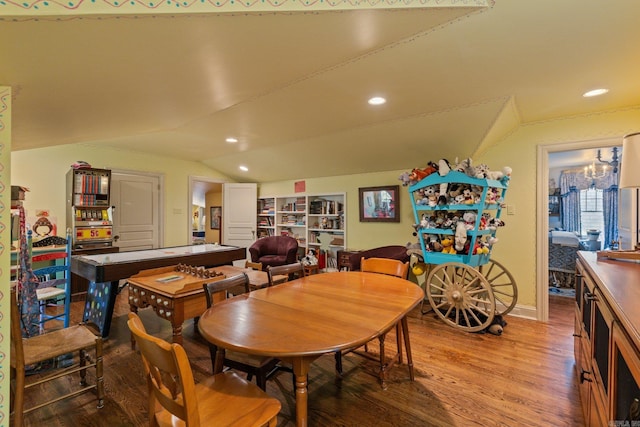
left=408, top=170, right=517, bottom=332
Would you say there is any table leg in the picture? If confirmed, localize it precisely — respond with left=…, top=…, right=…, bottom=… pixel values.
left=129, top=305, right=139, bottom=350
left=288, top=356, right=316, bottom=427
left=171, top=318, right=184, bottom=346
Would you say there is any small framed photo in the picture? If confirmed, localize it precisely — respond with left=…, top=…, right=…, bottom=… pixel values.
left=359, top=185, right=400, bottom=222
left=210, top=206, right=222, bottom=230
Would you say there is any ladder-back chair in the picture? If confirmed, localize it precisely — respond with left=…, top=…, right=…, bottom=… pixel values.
left=266, top=261, right=305, bottom=287
left=202, top=273, right=282, bottom=391
left=127, top=312, right=281, bottom=427
left=28, top=229, right=72, bottom=331
left=10, top=288, right=104, bottom=425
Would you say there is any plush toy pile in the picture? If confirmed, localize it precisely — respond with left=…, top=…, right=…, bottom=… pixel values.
left=402, top=157, right=511, bottom=256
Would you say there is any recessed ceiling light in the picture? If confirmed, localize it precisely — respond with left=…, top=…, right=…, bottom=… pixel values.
left=226, top=137, right=238, bottom=143
left=239, top=165, right=249, bottom=172
left=368, top=96, right=386, bottom=106
left=583, top=88, right=609, bottom=98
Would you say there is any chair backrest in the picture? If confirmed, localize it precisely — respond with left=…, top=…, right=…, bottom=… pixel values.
left=127, top=312, right=201, bottom=426
left=360, top=257, right=409, bottom=279
left=244, top=260, right=263, bottom=271
left=10, top=288, right=25, bottom=372
left=29, top=229, right=72, bottom=328
left=266, top=262, right=304, bottom=286
left=202, top=273, right=250, bottom=308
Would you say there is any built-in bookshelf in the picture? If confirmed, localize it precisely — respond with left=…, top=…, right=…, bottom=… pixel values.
left=257, top=197, right=276, bottom=238
left=256, top=193, right=346, bottom=270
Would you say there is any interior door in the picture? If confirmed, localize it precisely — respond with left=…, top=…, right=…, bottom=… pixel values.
left=111, top=172, right=161, bottom=251
left=618, top=187, right=638, bottom=249
left=223, top=183, right=257, bottom=262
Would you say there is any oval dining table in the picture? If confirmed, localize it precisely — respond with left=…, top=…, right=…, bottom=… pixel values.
left=197, top=270, right=424, bottom=427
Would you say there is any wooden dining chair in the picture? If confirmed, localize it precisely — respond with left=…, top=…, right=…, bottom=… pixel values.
left=335, top=257, right=412, bottom=389
left=244, top=260, right=263, bottom=271
left=10, top=288, right=104, bottom=426
left=202, top=273, right=282, bottom=391
left=127, top=312, right=281, bottom=427
left=266, top=261, right=305, bottom=287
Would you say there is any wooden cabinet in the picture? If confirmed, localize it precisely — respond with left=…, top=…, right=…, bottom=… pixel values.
left=575, top=252, right=640, bottom=425
left=337, top=250, right=360, bottom=271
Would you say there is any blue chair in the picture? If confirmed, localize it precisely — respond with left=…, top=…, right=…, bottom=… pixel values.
left=28, top=229, right=72, bottom=331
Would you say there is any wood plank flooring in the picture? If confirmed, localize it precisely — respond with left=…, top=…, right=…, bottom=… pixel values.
left=17, top=291, right=584, bottom=426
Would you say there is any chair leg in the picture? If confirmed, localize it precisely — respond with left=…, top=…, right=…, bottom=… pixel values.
left=378, top=333, right=388, bottom=390
left=80, top=349, right=88, bottom=386
left=95, top=337, right=105, bottom=409
left=401, top=316, right=415, bottom=381
left=11, top=366, right=25, bottom=427
left=395, top=323, right=403, bottom=364
left=334, top=351, right=343, bottom=376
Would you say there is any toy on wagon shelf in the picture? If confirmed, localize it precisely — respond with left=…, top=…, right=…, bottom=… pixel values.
left=402, top=157, right=517, bottom=333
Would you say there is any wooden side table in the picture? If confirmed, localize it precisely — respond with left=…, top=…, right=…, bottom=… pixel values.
left=303, top=264, right=319, bottom=275
left=337, top=250, right=361, bottom=271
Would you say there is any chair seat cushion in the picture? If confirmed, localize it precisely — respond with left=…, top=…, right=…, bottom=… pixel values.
left=257, top=255, right=289, bottom=267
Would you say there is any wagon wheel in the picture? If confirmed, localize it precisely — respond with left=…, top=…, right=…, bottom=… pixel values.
left=426, top=262, right=495, bottom=332
left=477, top=258, right=517, bottom=316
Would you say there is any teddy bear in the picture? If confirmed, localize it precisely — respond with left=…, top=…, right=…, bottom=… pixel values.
left=463, top=211, right=477, bottom=230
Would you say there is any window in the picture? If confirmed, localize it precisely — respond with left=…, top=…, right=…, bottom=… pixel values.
left=579, top=188, right=604, bottom=237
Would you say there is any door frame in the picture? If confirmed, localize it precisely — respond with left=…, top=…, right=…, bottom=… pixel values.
left=536, top=137, right=620, bottom=321
left=188, top=175, right=225, bottom=244
left=111, top=168, right=165, bottom=249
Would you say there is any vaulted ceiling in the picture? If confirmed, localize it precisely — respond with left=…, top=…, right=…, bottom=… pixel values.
left=2, top=1, right=640, bottom=182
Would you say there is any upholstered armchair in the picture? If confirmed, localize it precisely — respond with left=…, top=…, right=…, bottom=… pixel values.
left=249, top=236, right=299, bottom=268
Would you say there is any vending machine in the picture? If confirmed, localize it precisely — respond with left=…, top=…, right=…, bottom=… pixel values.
left=66, top=167, right=114, bottom=250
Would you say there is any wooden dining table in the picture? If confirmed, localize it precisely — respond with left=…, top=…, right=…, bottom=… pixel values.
left=197, top=271, right=424, bottom=427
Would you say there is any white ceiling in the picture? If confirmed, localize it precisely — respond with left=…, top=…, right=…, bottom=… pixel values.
left=2, top=1, right=640, bottom=182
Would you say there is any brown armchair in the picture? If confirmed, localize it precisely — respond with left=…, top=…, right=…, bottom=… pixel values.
left=249, top=235, right=299, bottom=268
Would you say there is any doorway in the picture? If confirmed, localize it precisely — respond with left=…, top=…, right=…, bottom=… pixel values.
left=188, top=176, right=223, bottom=244
left=537, top=137, right=620, bottom=321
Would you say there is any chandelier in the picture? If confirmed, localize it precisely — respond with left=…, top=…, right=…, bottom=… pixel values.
left=596, top=147, right=620, bottom=173
left=584, top=160, right=607, bottom=181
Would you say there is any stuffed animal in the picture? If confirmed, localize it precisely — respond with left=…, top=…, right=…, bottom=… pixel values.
left=301, top=249, right=318, bottom=266
left=463, top=212, right=477, bottom=230
left=485, top=314, right=507, bottom=335
left=454, top=221, right=467, bottom=252
left=440, top=237, right=456, bottom=254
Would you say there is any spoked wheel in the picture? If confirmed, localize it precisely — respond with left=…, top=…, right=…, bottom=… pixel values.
left=477, top=258, right=517, bottom=316
left=426, top=262, right=495, bottom=332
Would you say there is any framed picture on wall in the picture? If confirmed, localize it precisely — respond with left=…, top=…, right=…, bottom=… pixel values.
left=358, top=185, right=400, bottom=222
left=210, top=206, right=222, bottom=230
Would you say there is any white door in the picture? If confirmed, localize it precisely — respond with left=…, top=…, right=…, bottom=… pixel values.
left=111, top=172, right=161, bottom=251
left=618, top=187, right=639, bottom=250
left=223, top=183, right=257, bottom=263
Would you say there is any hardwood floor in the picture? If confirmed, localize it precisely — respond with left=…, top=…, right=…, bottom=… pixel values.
left=18, top=291, right=584, bottom=426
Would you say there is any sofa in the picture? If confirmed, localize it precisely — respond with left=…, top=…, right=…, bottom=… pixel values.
left=347, top=245, right=410, bottom=271
left=249, top=235, right=299, bottom=268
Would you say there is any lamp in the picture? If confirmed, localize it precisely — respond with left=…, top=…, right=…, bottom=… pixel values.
left=620, top=132, right=640, bottom=189
left=596, top=146, right=621, bottom=173
left=598, top=132, right=640, bottom=258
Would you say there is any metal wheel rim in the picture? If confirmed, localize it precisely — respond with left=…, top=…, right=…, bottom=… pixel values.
left=426, top=262, right=495, bottom=332
left=478, top=258, right=518, bottom=316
